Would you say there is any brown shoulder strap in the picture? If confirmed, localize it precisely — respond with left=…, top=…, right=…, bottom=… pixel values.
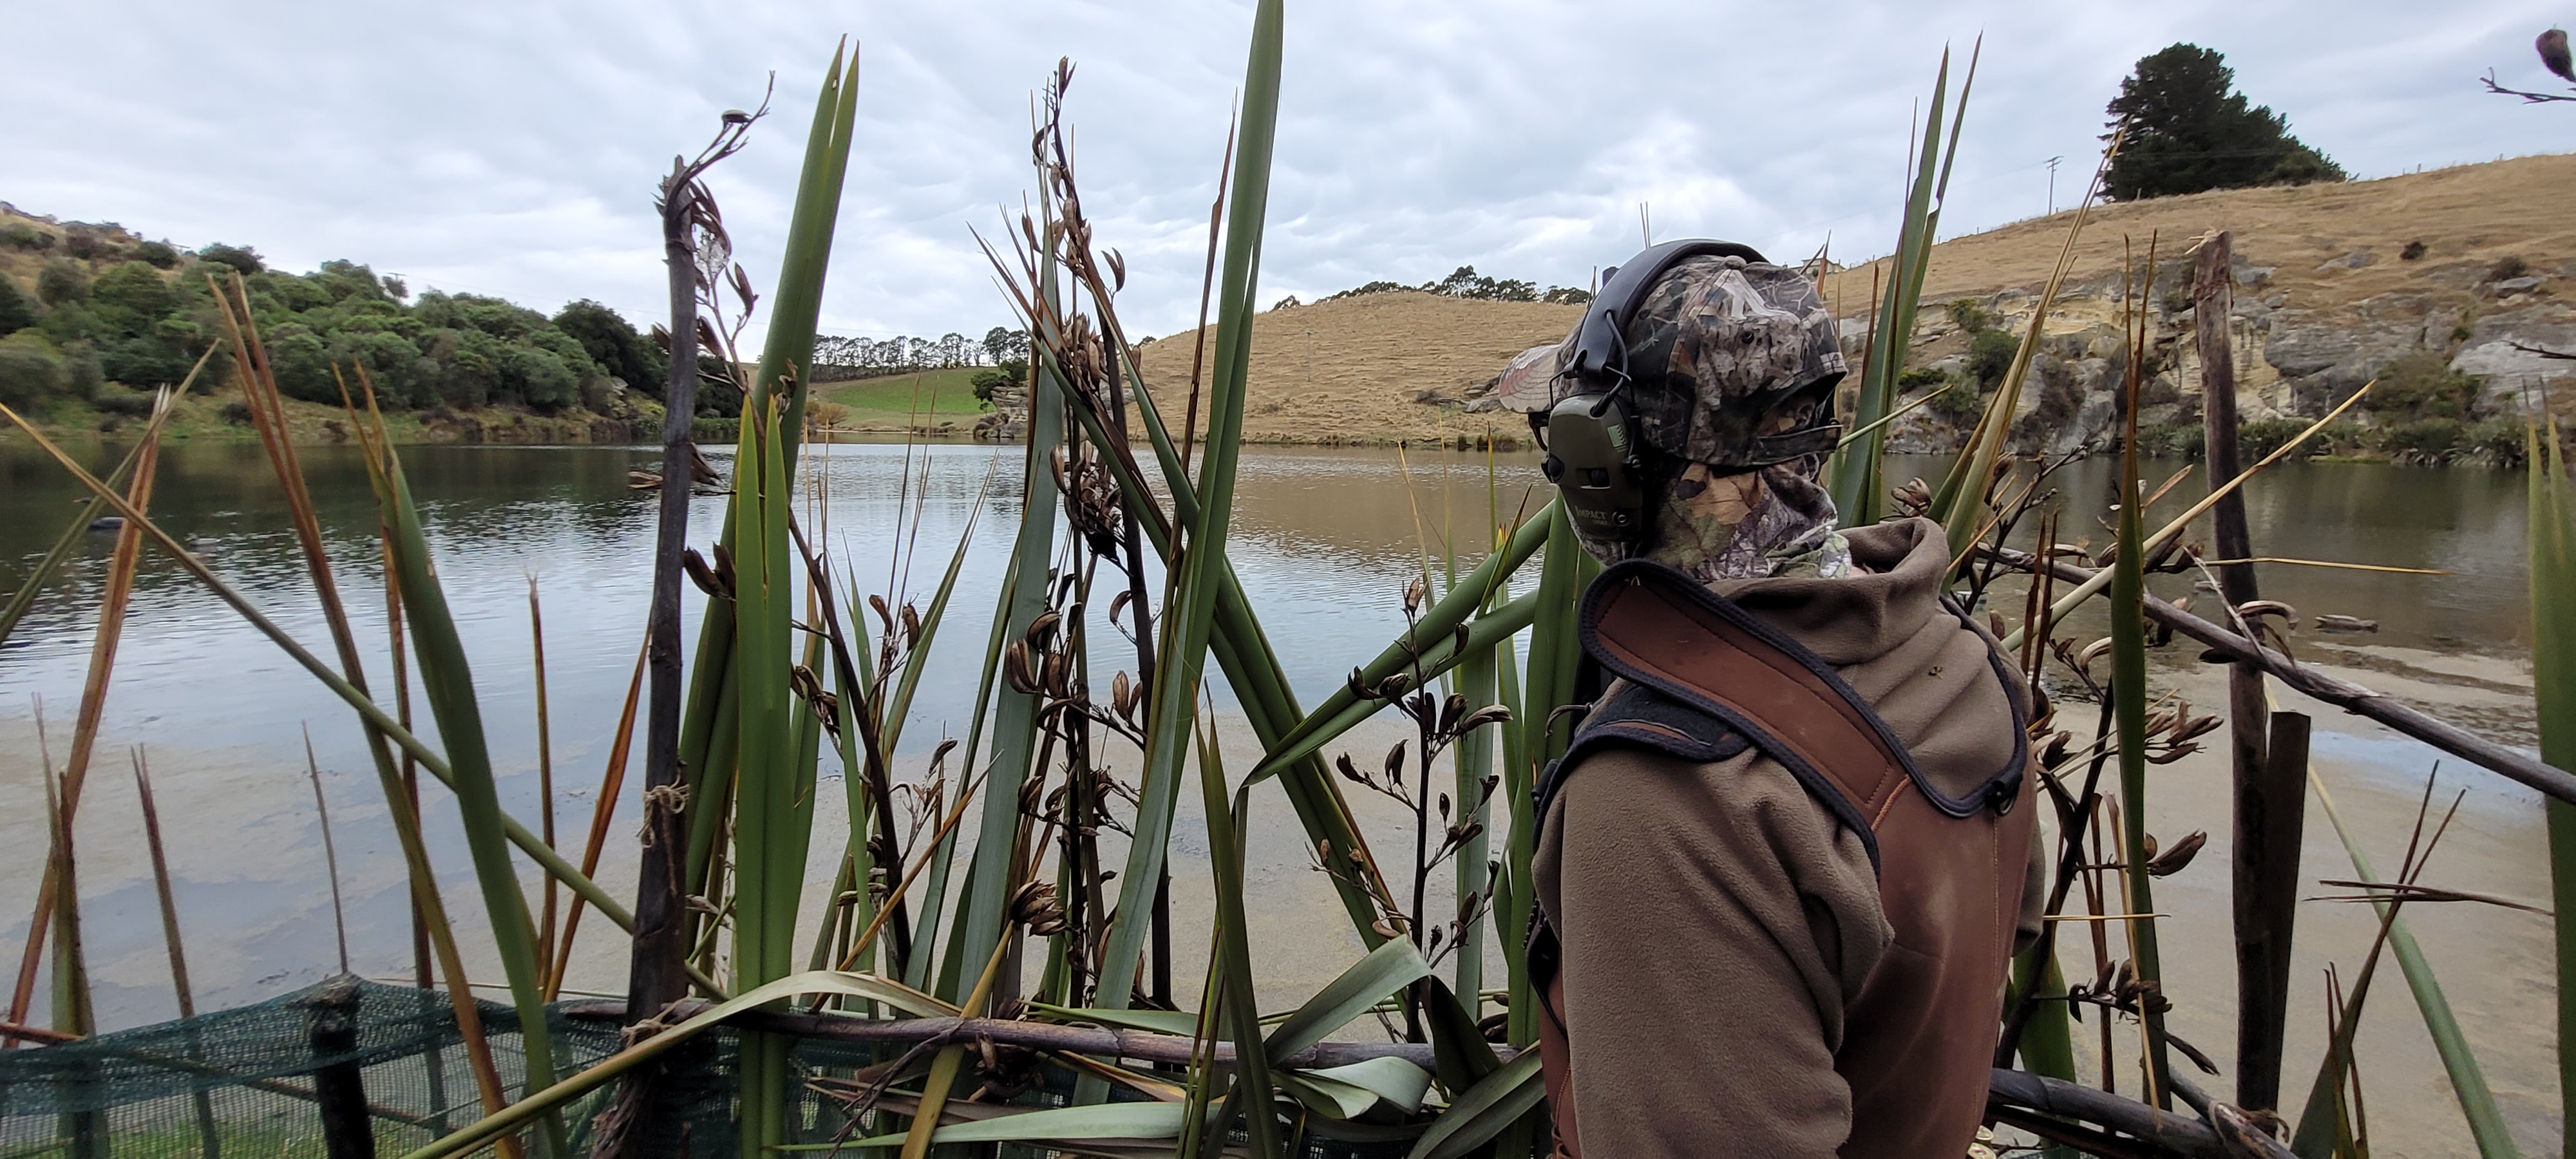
left=1578, top=560, right=1923, bottom=852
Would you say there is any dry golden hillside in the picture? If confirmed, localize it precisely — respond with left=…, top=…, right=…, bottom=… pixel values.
left=1137, top=153, right=2576, bottom=446
left=1135, top=290, right=1579, bottom=446
left=1821, top=152, right=2576, bottom=317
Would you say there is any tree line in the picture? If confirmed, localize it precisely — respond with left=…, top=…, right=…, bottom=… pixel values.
left=0, top=214, right=1037, bottom=419
left=0, top=218, right=676, bottom=417
left=810, top=325, right=1027, bottom=381
left=1298, top=265, right=1594, bottom=308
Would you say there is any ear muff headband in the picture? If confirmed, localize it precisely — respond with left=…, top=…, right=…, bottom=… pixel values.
left=1564, top=240, right=1770, bottom=388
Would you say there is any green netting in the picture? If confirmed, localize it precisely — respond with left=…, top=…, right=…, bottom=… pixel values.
left=0, top=981, right=1412, bottom=1159
left=0, top=981, right=623, bottom=1159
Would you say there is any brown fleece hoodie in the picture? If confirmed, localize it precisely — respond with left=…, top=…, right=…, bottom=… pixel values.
left=1535, top=517, right=2045, bottom=1158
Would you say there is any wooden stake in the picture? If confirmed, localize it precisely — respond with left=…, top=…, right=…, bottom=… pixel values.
left=2240, top=711, right=2311, bottom=1112
left=304, top=975, right=377, bottom=1159
left=2195, top=230, right=2290, bottom=1109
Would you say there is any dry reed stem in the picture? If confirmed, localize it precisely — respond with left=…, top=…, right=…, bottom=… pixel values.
left=303, top=725, right=352, bottom=975
left=547, top=642, right=648, bottom=1000
left=131, top=746, right=222, bottom=1159
left=530, top=576, right=560, bottom=986
left=6, top=414, right=160, bottom=1032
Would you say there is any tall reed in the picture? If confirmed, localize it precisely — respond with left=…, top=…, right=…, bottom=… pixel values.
left=353, top=397, right=571, bottom=1159
left=2531, top=417, right=2576, bottom=1157
left=1090, top=0, right=1285, bottom=1035
left=6, top=394, right=161, bottom=1033
left=1825, top=42, right=1975, bottom=525
left=2108, top=240, right=2174, bottom=1105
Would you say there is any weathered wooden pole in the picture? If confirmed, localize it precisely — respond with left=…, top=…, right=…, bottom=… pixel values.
left=305, top=975, right=375, bottom=1159
left=590, top=155, right=714, bottom=1159
left=2193, top=232, right=2298, bottom=1110
left=2248, top=710, right=2310, bottom=1092
left=627, top=156, right=701, bottom=1029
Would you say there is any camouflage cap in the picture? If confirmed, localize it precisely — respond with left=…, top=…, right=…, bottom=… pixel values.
left=1504, top=254, right=1847, bottom=470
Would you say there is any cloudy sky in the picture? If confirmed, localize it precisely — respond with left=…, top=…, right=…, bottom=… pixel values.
left=5, top=1, right=2568, bottom=345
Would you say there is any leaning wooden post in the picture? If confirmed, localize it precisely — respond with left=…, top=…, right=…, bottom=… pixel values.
left=594, top=149, right=720, bottom=1159
left=2193, top=232, right=2289, bottom=1109
left=305, top=975, right=376, bottom=1159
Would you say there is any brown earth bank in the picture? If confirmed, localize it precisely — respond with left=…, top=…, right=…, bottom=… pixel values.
left=0, top=390, right=652, bottom=448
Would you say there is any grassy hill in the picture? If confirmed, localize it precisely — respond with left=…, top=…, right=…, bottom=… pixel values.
left=1133, top=290, right=1579, bottom=446
left=1132, top=153, right=2576, bottom=448
left=1823, top=152, right=2576, bottom=323
left=814, top=367, right=990, bottom=433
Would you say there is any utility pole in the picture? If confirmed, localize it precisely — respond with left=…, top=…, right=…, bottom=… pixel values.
left=2046, top=155, right=2064, bottom=216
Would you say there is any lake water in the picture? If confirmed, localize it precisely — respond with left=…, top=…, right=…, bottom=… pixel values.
left=0, top=439, right=2559, bottom=1154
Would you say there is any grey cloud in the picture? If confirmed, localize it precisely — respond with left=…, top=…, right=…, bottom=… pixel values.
left=3, top=0, right=2567, bottom=346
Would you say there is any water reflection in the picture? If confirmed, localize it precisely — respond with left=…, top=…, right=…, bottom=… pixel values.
left=0, top=439, right=2540, bottom=1032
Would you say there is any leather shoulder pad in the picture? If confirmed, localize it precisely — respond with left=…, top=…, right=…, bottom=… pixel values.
left=1531, top=679, right=1757, bottom=853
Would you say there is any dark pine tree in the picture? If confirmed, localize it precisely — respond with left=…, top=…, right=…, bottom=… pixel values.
left=2104, top=44, right=2346, bottom=200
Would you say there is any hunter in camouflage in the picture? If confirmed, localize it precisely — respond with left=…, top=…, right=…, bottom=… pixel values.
left=1524, top=243, right=2043, bottom=1159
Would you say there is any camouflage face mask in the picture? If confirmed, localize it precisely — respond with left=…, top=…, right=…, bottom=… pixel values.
left=1567, top=456, right=1849, bottom=581
left=1507, top=253, right=1853, bottom=576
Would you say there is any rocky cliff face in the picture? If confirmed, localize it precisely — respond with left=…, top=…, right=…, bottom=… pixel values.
left=1826, top=153, right=2576, bottom=458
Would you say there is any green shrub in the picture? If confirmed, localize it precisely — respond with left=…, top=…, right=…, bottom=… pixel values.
left=59, top=225, right=109, bottom=260
left=1928, top=380, right=1987, bottom=419
left=2240, top=417, right=2314, bottom=460
left=508, top=344, right=579, bottom=411
left=197, top=243, right=263, bottom=275
left=93, top=388, right=155, bottom=417
left=2380, top=417, right=2463, bottom=461
left=102, top=334, right=194, bottom=388
left=135, top=240, right=179, bottom=269
left=265, top=329, right=337, bottom=403
left=1945, top=298, right=1993, bottom=334
left=2134, top=422, right=2206, bottom=460
left=2490, top=254, right=2530, bottom=283
left=1967, top=328, right=2020, bottom=387
left=2311, top=420, right=2372, bottom=457
left=1897, top=366, right=1947, bottom=390
left=2458, top=419, right=2528, bottom=467
left=2401, top=240, right=2427, bottom=261
left=2367, top=351, right=2481, bottom=420
left=0, top=222, right=50, bottom=251
left=61, top=343, right=101, bottom=400
left=0, top=332, right=66, bottom=408
left=971, top=359, right=1027, bottom=404
left=36, top=259, right=90, bottom=306
left=553, top=299, right=665, bottom=390
left=91, top=261, right=176, bottom=326
left=0, top=277, right=36, bottom=337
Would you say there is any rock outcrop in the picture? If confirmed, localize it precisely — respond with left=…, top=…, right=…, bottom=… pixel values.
left=1823, top=153, right=2576, bottom=458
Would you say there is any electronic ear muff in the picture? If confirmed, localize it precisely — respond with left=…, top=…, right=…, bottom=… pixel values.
left=1534, top=239, right=1769, bottom=547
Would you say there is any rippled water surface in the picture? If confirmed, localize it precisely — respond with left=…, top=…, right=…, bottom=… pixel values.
left=0, top=439, right=2558, bottom=1153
